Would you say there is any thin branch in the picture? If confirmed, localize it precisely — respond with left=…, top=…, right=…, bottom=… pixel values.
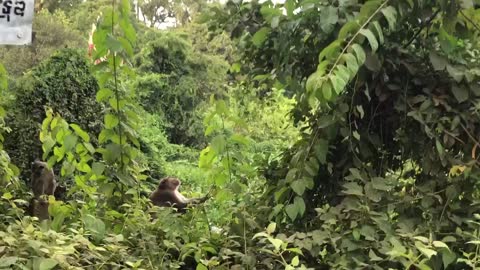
left=327, top=0, right=391, bottom=78
left=404, top=9, right=441, bottom=48
left=460, top=122, right=480, bottom=147
left=460, top=10, right=480, bottom=32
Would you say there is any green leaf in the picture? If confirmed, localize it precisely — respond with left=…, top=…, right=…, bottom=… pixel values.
left=365, top=53, right=382, bottom=72
left=0, top=256, right=18, bottom=268
left=314, top=139, right=328, bottom=164
left=266, top=223, right=276, bottom=234
left=92, top=162, right=105, bottom=176
left=294, top=196, right=306, bottom=215
left=343, top=53, right=359, bottom=75
left=199, top=146, right=216, bottom=169
left=322, top=81, right=333, bottom=100
left=381, top=6, right=397, bottom=30
left=285, top=204, right=298, bottom=221
left=451, top=84, right=468, bottom=103
left=429, top=52, right=448, bottom=71
left=433, top=241, right=450, bottom=250
left=38, top=258, right=58, bottom=270
left=285, top=0, right=295, bottom=17
left=319, top=40, right=341, bottom=61
left=252, top=27, right=271, bottom=47
left=120, top=17, right=136, bottom=44
left=268, top=238, right=283, bottom=251
left=106, top=35, right=123, bottom=52
left=460, top=0, right=474, bottom=8
left=446, top=65, right=463, bottom=82
left=414, top=236, right=430, bottom=244
left=230, top=134, right=250, bottom=145
left=70, top=124, right=90, bottom=142
left=335, top=65, right=351, bottom=85
left=120, top=0, right=130, bottom=15
left=42, top=136, right=56, bottom=155
left=196, top=264, right=208, bottom=270
left=105, top=114, right=120, bottom=129
left=369, top=249, right=382, bottom=261
left=371, top=21, right=384, bottom=44
left=351, top=44, right=366, bottom=64
left=83, top=214, right=106, bottom=241
left=338, top=21, right=360, bottom=41
left=0, top=64, right=7, bottom=91
left=359, top=29, right=378, bottom=52
left=211, top=135, right=226, bottom=153
left=351, top=228, right=360, bottom=240
left=371, top=177, right=391, bottom=191
left=63, top=134, right=78, bottom=151
left=306, top=71, right=324, bottom=93
left=442, top=249, right=457, bottom=268
left=360, top=225, right=376, bottom=241
left=415, top=242, right=437, bottom=259
left=118, top=37, right=134, bottom=57
left=342, top=182, right=364, bottom=196
left=291, top=180, right=306, bottom=195
left=436, top=139, right=445, bottom=159
left=291, top=256, right=300, bottom=267
left=330, top=74, right=347, bottom=95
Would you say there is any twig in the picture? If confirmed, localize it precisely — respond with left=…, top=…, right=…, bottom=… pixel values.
left=460, top=10, right=480, bottom=32
left=404, top=9, right=441, bottom=48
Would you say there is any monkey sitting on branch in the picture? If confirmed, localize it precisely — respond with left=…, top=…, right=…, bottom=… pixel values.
left=150, top=177, right=209, bottom=213
left=29, top=160, right=56, bottom=220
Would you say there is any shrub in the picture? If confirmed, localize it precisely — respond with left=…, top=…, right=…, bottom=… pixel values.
left=4, top=49, right=103, bottom=177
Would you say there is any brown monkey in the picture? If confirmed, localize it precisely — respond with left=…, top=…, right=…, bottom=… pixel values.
left=31, top=160, right=56, bottom=198
left=28, top=198, right=50, bottom=221
left=29, top=160, right=56, bottom=220
left=150, top=177, right=208, bottom=213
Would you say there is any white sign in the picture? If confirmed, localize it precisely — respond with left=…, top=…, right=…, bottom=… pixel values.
left=0, top=0, right=34, bottom=45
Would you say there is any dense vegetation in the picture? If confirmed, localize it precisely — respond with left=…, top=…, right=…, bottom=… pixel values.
left=1, top=0, right=480, bottom=269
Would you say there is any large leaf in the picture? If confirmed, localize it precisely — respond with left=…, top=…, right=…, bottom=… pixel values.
left=359, top=29, right=379, bottom=52
left=252, top=27, right=271, bottom=47
left=351, top=44, right=366, bottom=64
left=105, top=114, right=120, bottom=129
left=381, top=6, right=397, bottom=30
left=285, top=203, right=299, bottom=221
left=451, top=84, right=468, bottom=103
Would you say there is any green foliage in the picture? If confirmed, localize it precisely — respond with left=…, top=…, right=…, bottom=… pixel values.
left=40, top=108, right=103, bottom=202
left=205, top=0, right=480, bottom=268
left=0, top=64, right=22, bottom=217
left=133, top=29, right=229, bottom=146
left=4, top=49, right=102, bottom=177
left=6, top=0, right=480, bottom=269
left=69, top=0, right=112, bottom=34
left=92, top=0, right=141, bottom=177
left=0, top=10, right=85, bottom=77
left=41, top=0, right=83, bottom=13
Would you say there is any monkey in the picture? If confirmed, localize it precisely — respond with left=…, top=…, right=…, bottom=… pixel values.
left=31, top=159, right=56, bottom=198
left=29, top=160, right=56, bottom=220
left=150, top=177, right=208, bottom=213
left=28, top=198, right=50, bottom=221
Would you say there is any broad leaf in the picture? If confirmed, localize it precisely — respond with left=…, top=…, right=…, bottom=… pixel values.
left=359, top=29, right=378, bottom=52
left=252, top=27, right=271, bottom=47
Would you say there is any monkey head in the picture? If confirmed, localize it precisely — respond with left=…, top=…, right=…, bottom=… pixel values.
left=158, top=177, right=181, bottom=190
left=31, top=160, right=49, bottom=177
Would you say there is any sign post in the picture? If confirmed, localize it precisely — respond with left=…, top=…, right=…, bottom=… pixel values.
left=0, top=0, right=35, bottom=45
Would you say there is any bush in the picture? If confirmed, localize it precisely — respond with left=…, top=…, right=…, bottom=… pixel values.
left=4, top=49, right=103, bottom=178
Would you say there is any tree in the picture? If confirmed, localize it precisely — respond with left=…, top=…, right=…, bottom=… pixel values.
left=133, top=29, right=229, bottom=147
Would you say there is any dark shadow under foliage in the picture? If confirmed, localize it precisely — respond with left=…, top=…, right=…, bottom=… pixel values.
left=4, top=49, right=103, bottom=179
